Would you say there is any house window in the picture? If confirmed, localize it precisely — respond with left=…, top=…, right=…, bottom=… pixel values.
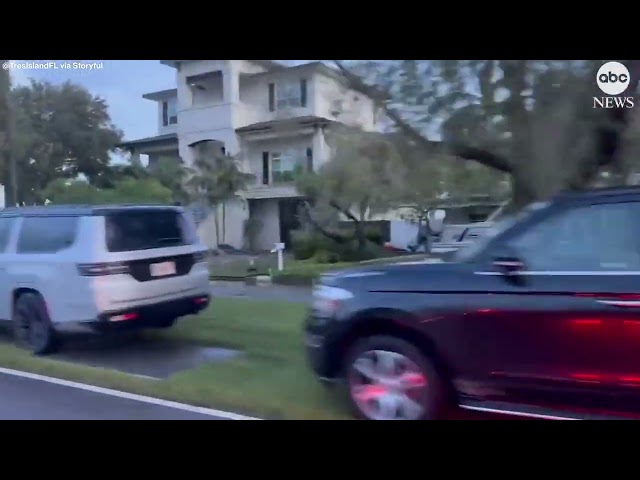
left=276, top=83, right=300, bottom=109
left=162, top=98, right=178, bottom=126
left=271, top=150, right=304, bottom=183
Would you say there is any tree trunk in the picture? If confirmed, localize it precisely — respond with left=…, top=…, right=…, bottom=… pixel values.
left=353, top=220, right=367, bottom=252
left=212, top=208, right=220, bottom=248
left=221, top=202, right=226, bottom=244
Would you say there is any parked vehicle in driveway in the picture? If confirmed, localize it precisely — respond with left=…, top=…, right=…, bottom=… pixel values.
left=0, top=204, right=211, bottom=355
left=305, top=186, right=640, bottom=420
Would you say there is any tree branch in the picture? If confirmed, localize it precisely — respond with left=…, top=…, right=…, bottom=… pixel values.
left=301, top=201, right=349, bottom=244
left=569, top=59, right=640, bottom=189
left=333, top=60, right=512, bottom=174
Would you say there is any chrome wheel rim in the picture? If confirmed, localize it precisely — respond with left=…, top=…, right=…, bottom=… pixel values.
left=349, top=349, right=428, bottom=420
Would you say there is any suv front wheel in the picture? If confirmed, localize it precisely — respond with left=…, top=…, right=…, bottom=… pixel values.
left=344, top=335, right=448, bottom=420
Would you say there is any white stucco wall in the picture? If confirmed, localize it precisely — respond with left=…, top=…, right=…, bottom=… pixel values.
left=196, top=198, right=249, bottom=250
left=152, top=95, right=178, bottom=136
left=237, top=69, right=316, bottom=128
left=314, top=73, right=378, bottom=131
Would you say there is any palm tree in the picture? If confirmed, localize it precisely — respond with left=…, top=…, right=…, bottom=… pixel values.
left=185, top=142, right=253, bottom=246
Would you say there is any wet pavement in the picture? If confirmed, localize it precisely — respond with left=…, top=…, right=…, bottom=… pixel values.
left=51, top=333, right=242, bottom=379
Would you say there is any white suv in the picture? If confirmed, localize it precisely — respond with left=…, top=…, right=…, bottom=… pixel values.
left=0, top=204, right=212, bottom=354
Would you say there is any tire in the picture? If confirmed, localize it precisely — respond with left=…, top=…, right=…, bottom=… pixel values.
left=13, top=293, right=59, bottom=355
left=344, top=335, right=448, bottom=420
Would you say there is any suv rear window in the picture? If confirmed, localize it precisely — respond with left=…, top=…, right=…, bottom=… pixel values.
left=105, top=210, right=193, bottom=252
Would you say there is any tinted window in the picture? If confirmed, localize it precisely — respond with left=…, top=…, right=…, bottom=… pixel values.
left=508, top=202, right=640, bottom=271
left=0, top=217, right=15, bottom=252
left=17, top=216, right=79, bottom=254
left=105, top=210, right=194, bottom=252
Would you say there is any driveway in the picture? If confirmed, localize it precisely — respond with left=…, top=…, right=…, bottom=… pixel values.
left=0, top=370, right=250, bottom=420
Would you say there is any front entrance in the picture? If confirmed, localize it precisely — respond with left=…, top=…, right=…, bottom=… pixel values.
left=278, top=198, right=305, bottom=249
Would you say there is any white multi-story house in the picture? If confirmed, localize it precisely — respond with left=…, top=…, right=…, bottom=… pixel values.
left=120, top=60, right=381, bottom=251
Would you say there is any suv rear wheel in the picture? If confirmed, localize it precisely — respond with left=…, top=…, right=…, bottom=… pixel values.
left=13, top=293, right=59, bottom=355
left=344, top=335, right=448, bottom=420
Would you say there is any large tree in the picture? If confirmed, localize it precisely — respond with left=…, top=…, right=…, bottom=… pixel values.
left=335, top=60, right=640, bottom=209
left=8, top=79, right=123, bottom=203
left=297, top=126, right=405, bottom=251
left=42, top=177, right=173, bottom=205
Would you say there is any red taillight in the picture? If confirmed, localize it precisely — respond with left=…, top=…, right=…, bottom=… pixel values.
left=77, top=262, right=130, bottom=276
left=194, top=296, right=209, bottom=304
left=110, top=312, right=138, bottom=322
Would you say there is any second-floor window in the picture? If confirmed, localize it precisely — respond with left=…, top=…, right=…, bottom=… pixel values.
left=271, top=150, right=306, bottom=183
left=162, top=98, right=178, bottom=126
left=269, top=79, right=308, bottom=111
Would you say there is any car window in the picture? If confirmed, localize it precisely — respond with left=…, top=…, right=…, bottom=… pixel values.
left=454, top=201, right=550, bottom=262
left=104, top=209, right=195, bottom=253
left=0, top=217, right=16, bottom=252
left=507, top=202, right=640, bottom=271
left=17, top=216, right=79, bottom=254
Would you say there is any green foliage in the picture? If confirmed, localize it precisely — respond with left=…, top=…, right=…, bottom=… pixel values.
left=364, top=225, right=384, bottom=245
left=290, top=228, right=382, bottom=263
left=290, top=230, right=317, bottom=260
left=186, top=143, right=253, bottom=206
left=185, top=142, right=253, bottom=244
left=341, top=59, right=638, bottom=206
left=5, top=79, right=123, bottom=203
left=149, top=156, right=190, bottom=204
left=312, top=250, right=341, bottom=264
left=271, top=261, right=356, bottom=286
left=43, top=177, right=173, bottom=205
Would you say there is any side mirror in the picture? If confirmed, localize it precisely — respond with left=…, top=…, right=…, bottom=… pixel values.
left=426, top=209, right=446, bottom=235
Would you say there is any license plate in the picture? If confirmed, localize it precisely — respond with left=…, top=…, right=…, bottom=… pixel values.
left=150, top=261, right=176, bottom=277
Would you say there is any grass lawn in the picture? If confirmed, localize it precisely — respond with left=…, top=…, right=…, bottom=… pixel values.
left=0, top=298, right=352, bottom=420
left=211, top=253, right=435, bottom=284
left=209, top=256, right=276, bottom=278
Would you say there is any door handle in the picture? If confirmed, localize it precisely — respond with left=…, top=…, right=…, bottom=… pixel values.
left=597, top=300, right=640, bottom=308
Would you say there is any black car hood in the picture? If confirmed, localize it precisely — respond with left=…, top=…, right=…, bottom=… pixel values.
left=320, top=260, right=475, bottom=292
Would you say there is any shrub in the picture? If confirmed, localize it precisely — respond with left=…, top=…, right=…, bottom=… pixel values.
left=290, top=230, right=317, bottom=260
left=364, top=226, right=384, bottom=245
left=312, top=250, right=341, bottom=264
left=271, top=261, right=355, bottom=286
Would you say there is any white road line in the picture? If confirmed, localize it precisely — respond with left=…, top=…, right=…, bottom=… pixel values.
left=0, top=367, right=261, bottom=420
left=459, top=404, right=579, bottom=421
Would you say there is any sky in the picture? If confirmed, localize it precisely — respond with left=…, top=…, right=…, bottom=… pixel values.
left=9, top=60, right=176, bottom=142
left=8, top=60, right=312, bottom=143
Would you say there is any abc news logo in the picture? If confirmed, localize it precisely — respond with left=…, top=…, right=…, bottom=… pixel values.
left=593, top=61, right=635, bottom=109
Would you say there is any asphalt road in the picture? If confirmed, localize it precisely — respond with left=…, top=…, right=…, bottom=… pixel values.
left=0, top=372, right=225, bottom=420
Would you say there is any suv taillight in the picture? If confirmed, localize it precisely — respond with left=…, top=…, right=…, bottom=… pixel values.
left=77, top=262, right=130, bottom=276
left=193, top=251, right=208, bottom=263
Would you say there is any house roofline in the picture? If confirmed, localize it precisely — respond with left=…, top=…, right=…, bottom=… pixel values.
left=160, top=60, right=283, bottom=71
left=236, top=115, right=337, bottom=134
left=246, top=61, right=390, bottom=101
left=118, top=133, right=178, bottom=150
left=142, top=88, right=178, bottom=101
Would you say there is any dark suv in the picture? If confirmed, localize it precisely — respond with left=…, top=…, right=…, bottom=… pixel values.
left=305, top=187, right=640, bottom=420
